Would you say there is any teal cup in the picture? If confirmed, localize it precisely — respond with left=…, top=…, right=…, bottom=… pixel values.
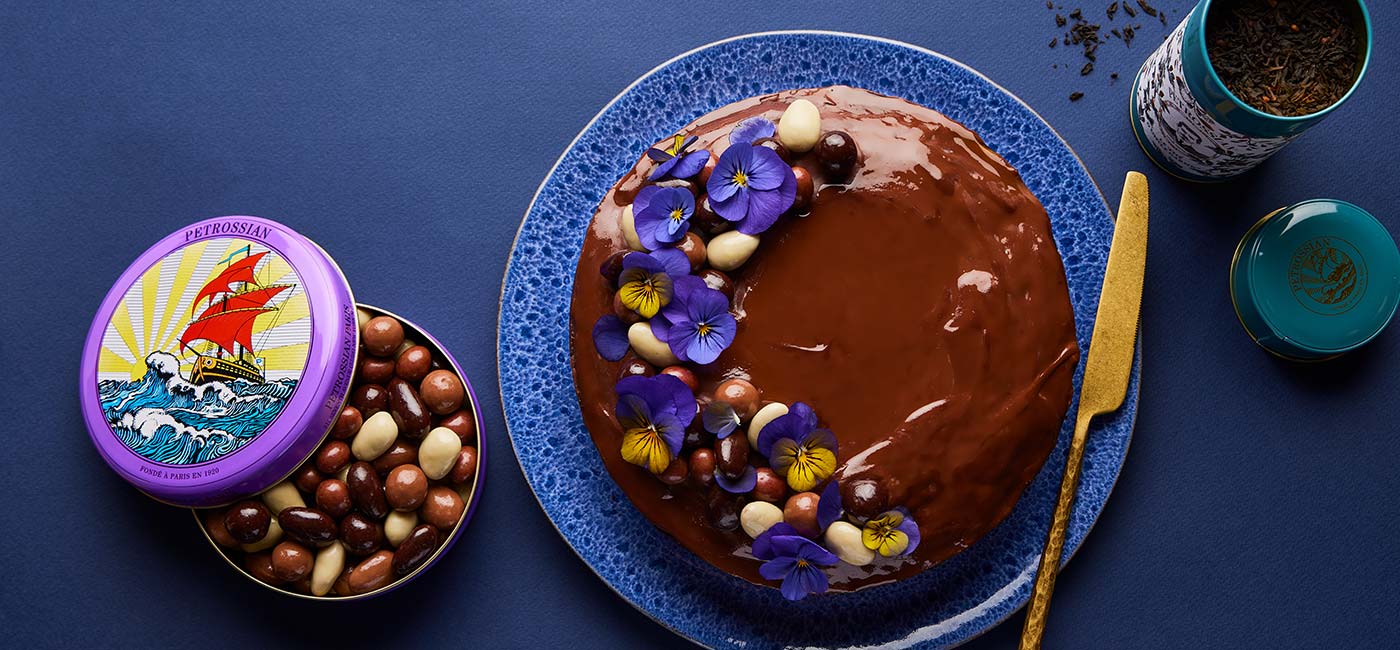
left=1131, top=0, right=1373, bottom=182
left=1231, top=200, right=1400, bottom=361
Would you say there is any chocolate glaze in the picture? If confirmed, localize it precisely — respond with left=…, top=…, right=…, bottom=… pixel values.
left=569, top=87, right=1079, bottom=592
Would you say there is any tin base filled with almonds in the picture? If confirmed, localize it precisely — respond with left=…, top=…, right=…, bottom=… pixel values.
left=196, top=305, right=483, bottom=599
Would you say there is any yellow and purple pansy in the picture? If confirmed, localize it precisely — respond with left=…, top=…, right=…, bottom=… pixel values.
left=617, top=252, right=678, bottom=318
left=756, top=402, right=838, bottom=492
left=705, top=142, right=796, bottom=235
left=861, top=508, right=921, bottom=558
left=632, top=185, right=695, bottom=250
left=752, top=522, right=839, bottom=601
left=646, top=134, right=710, bottom=181
left=614, top=374, right=697, bottom=475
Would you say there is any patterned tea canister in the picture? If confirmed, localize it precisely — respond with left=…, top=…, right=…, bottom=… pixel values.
left=1231, top=200, right=1400, bottom=361
left=1131, top=0, right=1372, bottom=182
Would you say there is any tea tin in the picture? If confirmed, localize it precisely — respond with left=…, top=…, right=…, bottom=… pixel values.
left=1231, top=200, right=1399, bottom=360
left=1131, top=0, right=1373, bottom=182
left=80, top=216, right=359, bottom=507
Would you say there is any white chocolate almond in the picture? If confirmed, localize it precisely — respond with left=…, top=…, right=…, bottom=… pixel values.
left=385, top=510, right=418, bottom=547
left=740, top=501, right=784, bottom=539
left=824, top=520, right=875, bottom=566
left=310, top=542, right=346, bottom=596
left=777, top=99, right=822, bottom=153
left=747, top=402, right=788, bottom=447
left=261, top=481, right=305, bottom=515
left=621, top=204, right=646, bottom=252
left=351, top=411, right=398, bottom=461
left=419, top=426, right=463, bottom=481
left=707, top=231, right=760, bottom=271
left=627, top=321, right=679, bottom=366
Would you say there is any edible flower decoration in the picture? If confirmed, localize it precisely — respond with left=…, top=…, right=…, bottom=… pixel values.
left=753, top=523, right=839, bottom=601
left=715, top=465, right=756, bottom=494
left=756, top=402, right=838, bottom=492
left=706, top=143, right=796, bottom=235
left=591, top=315, right=630, bottom=361
left=617, top=252, right=677, bottom=319
left=816, top=480, right=843, bottom=532
left=729, top=116, right=775, bottom=146
left=615, top=374, right=697, bottom=475
left=646, top=134, right=710, bottom=181
left=702, top=401, right=741, bottom=439
left=665, top=282, right=736, bottom=365
left=633, top=185, right=694, bottom=250
left=861, top=508, right=922, bottom=558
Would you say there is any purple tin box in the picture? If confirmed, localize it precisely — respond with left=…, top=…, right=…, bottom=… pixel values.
left=79, top=215, right=483, bottom=598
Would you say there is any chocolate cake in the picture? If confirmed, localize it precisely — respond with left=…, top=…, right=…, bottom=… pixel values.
left=569, top=86, right=1079, bottom=598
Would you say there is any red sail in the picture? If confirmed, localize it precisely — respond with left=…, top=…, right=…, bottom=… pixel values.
left=195, top=284, right=292, bottom=321
left=192, top=252, right=269, bottom=307
left=179, top=308, right=273, bottom=355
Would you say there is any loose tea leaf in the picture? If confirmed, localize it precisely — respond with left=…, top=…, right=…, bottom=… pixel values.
left=1206, top=0, right=1361, bottom=116
left=1045, top=1, right=1169, bottom=94
left=1070, top=92, right=1085, bottom=101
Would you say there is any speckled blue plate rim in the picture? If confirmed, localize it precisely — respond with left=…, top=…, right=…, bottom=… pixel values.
left=497, top=31, right=1139, bottom=650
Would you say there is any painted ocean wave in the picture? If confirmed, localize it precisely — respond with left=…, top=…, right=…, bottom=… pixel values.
left=97, top=351, right=296, bottom=465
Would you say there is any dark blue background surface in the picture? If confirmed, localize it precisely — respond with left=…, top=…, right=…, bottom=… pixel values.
left=3, top=2, right=1396, bottom=648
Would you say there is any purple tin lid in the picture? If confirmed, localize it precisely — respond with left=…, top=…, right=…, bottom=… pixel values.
left=79, top=216, right=358, bottom=508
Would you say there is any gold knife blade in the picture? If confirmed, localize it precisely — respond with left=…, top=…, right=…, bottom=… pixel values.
left=1020, top=171, right=1149, bottom=650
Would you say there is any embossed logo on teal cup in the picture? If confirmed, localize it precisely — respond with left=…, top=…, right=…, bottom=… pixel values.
left=1231, top=200, right=1399, bottom=360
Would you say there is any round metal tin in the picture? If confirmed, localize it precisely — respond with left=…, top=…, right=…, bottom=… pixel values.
left=1231, top=200, right=1399, bottom=360
left=194, top=303, right=486, bottom=600
left=79, top=216, right=358, bottom=507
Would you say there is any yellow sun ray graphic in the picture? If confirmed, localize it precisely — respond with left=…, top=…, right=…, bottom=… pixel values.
left=98, top=238, right=311, bottom=383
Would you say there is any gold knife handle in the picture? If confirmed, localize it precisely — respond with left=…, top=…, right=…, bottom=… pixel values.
left=1019, top=410, right=1095, bottom=650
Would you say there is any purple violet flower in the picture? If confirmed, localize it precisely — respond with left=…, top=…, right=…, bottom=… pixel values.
left=665, top=283, right=736, bottom=365
left=591, top=315, right=630, bottom=361
left=715, top=465, right=756, bottom=494
left=632, top=185, right=695, bottom=250
left=816, top=480, right=843, bottom=532
left=646, top=247, right=691, bottom=279
left=702, top=400, right=741, bottom=439
left=706, top=144, right=796, bottom=235
left=753, top=522, right=839, bottom=601
left=729, top=116, right=775, bottom=146
left=646, top=134, right=710, bottom=181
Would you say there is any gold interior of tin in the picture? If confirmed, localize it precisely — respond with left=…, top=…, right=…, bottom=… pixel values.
left=192, top=302, right=484, bottom=601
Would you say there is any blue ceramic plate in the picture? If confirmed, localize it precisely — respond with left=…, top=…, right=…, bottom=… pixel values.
left=499, top=31, right=1138, bottom=650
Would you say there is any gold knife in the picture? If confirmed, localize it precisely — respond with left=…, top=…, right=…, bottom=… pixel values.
left=1020, top=171, right=1149, bottom=650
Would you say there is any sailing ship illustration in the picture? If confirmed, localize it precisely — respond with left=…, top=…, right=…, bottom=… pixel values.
left=179, top=246, right=295, bottom=385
